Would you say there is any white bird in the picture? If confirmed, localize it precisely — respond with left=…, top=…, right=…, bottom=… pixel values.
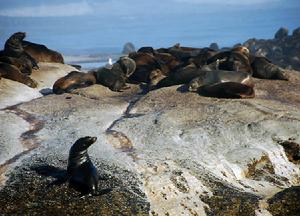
left=105, top=57, right=113, bottom=69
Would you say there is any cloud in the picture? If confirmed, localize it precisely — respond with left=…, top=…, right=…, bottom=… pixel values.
left=0, top=1, right=93, bottom=17
left=173, top=0, right=281, bottom=5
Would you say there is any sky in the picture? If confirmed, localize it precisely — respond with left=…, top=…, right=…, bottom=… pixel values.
left=0, top=0, right=299, bottom=54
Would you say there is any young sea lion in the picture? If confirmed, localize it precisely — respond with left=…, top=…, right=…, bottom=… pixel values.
left=67, top=136, right=99, bottom=196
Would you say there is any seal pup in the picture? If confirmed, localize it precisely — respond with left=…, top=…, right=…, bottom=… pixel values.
left=67, top=136, right=99, bottom=196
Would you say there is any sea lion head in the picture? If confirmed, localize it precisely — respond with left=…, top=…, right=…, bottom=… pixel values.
left=188, top=76, right=205, bottom=92
left=9, top=32, right=26, bottom=41
left=70, top=136, right=97, bottom=153
left=5, top=32, right=26, bottom=50
left=117, top=56, right=136, bottom=78
left=232, top=46, right=250, bottom=58
left=52, top=71, right=96, bottom=94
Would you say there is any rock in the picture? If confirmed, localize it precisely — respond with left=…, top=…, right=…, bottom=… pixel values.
left=209, top=42, right=219, bottom=51
left=292, top=27, right=300, bottom=38
left=0, top=62, right=300, bottom=215
left=274, top=27, right=289, bottom=40
left=268, top=186, right=300, bottom=216
left=0, top=62, right=78, bottom=109
left=243, top=27, right=300, bottom=70
left=122, top=42, right=136, bottom=54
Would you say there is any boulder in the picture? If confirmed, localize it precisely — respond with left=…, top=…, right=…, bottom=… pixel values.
left=0, top=63, right=300, bottom=215
left=274, top=27, right=289, bottom=40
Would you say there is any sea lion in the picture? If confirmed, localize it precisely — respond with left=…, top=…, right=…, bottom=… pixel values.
left=128, top=52, right=162, bottom=83
left=250, top=56, right=288, bottom=80
left=207, top=46, right=252, bottom=73
left=0, top=62, right=37, bottom=88
left=3, top=32, right=39, bottom=69
left=53, top=57, right=136, bottom=94
left=187, top=70, right=254, bottom=92
left=0, top=56, right=32, bottom=75
left=189, top=48, right=218, bottom=68
left=22, top=40, right=64, bottom=63
left=94, top=56, right=136, bottom=91
left=67, top=136, right=99, bottom=196
left=198, top=82, right=255, bottom=98
left=137, top=46, right=156, bottom=54
left=155, top=64, right=203, bottom=88
left=53, top=71, right=96, bottom=94
left=158, top=44, right=202, bottom=64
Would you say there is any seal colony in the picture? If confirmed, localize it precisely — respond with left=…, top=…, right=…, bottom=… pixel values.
left=52, top=43, right=288, bottom=99
left=0, top=32, right=289, bottom=99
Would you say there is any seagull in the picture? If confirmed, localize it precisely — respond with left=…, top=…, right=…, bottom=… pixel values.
left=105, top=57, right=113, bottom=69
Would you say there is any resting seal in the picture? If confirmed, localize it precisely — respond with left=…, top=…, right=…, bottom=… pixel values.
left=198, top=82, right=255, bottom=99
left=206, top=46, right=252, bottom=73
left=94, top=56, right=136, bottom=91
left=3, top=32, right=39, bottom=70
left=22, top=40, right=64, bottom=63
left=0, top=62, right=37, bottom=88
left=188, top=70, right=254, bottom=92
left=0, top=56, right=32, bottom=75
left=250, top=56, right=288, bottom=80
left=53, top=56, right=136, bottom=94
left=128, top=52, right=162, bottom=83
left=67, top=136, right=99, bottom=196
left=53, top=71, right=96, bottom=94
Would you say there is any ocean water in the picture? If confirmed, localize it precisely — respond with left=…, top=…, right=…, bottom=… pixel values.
left=0, top=3, right=299, bottom=68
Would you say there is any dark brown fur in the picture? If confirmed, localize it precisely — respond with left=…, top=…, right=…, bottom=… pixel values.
left=0, top=62, right=37, bottom=88
left=22, top=40, right=64, bottom=63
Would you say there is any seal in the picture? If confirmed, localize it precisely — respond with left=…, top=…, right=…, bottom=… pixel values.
left=67, top=136, right=99, bottom=196
left=0, top=62, right=37, bottom=88
left=53, top=71, right=96, bottom=94
left=250, top=56, right=288, bottom=80
left=0, top=56, right=32, bottom=75
left=53, top=56, right=136, bottom=94
left=187, top=69, right=255, bottom=98
left=94, top=56, right=136, bottom=91
left=206, top=46, right=252, bottom=73
left=128, top=52, right=162, bottom=83
left=198, top=82, right=255, bottom=98
left=3, top=32, right=39, bottom=70
left=188, top=70, right=254, bottom=92
left=22, top=40, right=64, bottom=63
left=156, top=64, right=202, bottom=88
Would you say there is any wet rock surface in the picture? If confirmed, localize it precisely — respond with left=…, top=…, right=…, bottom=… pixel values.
left=0, top=63, right=300, bottom=215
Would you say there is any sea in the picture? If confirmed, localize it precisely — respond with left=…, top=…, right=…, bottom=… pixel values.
left=0, top=4, right=299, bottom=70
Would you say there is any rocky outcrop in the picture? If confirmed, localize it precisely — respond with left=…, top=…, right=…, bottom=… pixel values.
left=243, top=27, right=300, bottom=71
left=0, top=64, right=300, bottom=215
